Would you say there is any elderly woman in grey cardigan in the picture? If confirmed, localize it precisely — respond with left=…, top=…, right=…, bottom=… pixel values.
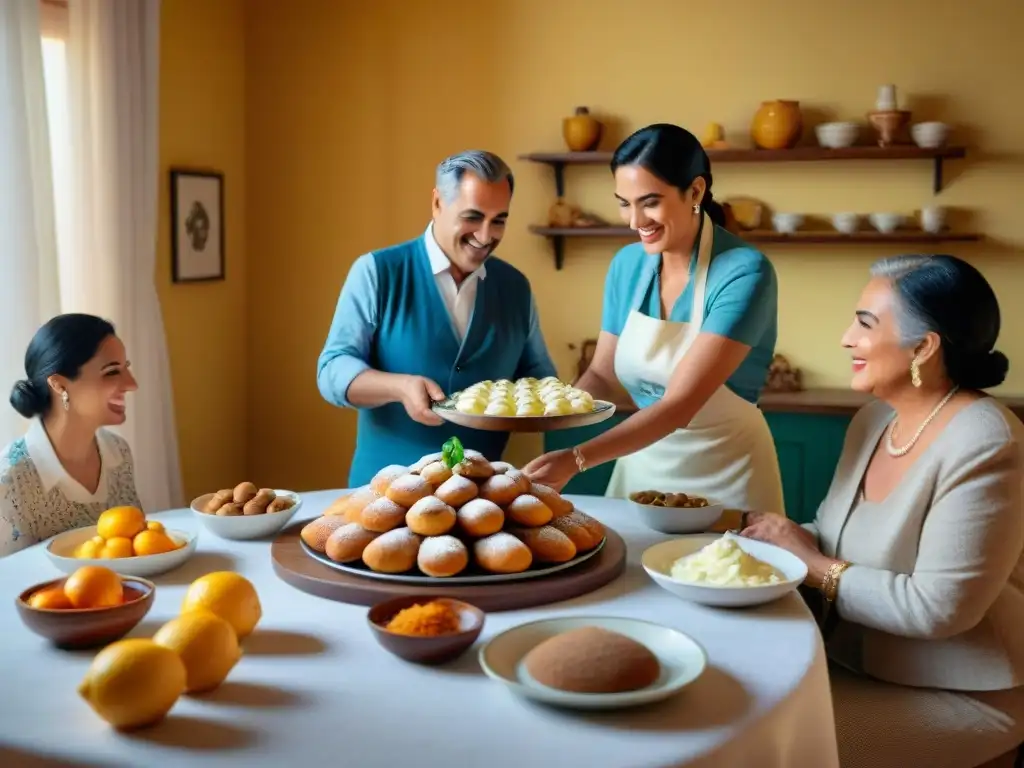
left=744, top=254, right=1024, bottom=768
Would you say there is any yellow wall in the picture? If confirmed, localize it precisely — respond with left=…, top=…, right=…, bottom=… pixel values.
left=157, top=0, right=247, bottom=499
left=161, top=0, right=1024, bottom=494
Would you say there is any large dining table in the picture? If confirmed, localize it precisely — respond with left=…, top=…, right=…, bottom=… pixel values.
left=0, top=492, right=840, bottom=768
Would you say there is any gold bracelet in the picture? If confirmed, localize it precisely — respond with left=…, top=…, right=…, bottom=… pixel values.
left=572, top=446, right=586, bottom=473
left=820, top=560, right=852, bottom=603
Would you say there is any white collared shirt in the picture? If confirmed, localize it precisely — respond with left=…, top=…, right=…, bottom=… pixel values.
left=0, top=419, right=142, bottom=556
left=423, top=223, right=486, bottom=341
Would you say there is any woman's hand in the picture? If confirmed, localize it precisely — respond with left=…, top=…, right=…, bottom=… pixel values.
left=522, top=449, right=578, bottom=492
left=741, top=512, right=820, bottom=559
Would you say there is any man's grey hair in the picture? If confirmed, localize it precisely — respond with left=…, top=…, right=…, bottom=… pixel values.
left=869, top=254, right=933, bottom=349
left=435, top=150, right=514, bottom=204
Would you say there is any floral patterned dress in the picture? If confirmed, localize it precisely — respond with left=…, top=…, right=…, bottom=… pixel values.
left=0, top=419, right=142, bottom=557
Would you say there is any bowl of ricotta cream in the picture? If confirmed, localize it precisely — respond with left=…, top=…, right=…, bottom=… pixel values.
left=641, top=533, right=807, bottom=608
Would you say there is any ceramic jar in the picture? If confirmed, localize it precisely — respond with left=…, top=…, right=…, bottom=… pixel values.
left=562, top=107, right=603, bottom=152
left=751, top=100, right=803, bottom=150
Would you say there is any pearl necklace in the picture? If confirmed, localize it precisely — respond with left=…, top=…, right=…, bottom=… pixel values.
left=886, top=385, right=959, bottom=458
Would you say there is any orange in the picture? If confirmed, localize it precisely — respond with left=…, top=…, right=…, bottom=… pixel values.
left=99, top=537, right=134, bottom=559
left=132, top=530, right=177, bottom=557
left=97, top=506, right=146, bottom=540
left=74, top=539, right=104, bottom=559
left=64, top=565, right=123, bottom=609
left=181, top=572, right=262, bottom=639
left=146, top=520, right=165, bottom=533
left=28, top=585, right=74, bottom=610
left=78, top=639, right=186, bottom=730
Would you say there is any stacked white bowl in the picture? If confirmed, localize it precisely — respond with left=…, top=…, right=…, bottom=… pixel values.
left=910, top=122, right=950, bottom=149
left=815, top=122, right=859, bottom=149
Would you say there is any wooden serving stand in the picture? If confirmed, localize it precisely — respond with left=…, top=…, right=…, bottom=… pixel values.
left=271, top=520, right=628, bottom=612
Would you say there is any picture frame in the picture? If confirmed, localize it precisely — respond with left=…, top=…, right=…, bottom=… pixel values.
left=170, top=168, right=225, bottom=283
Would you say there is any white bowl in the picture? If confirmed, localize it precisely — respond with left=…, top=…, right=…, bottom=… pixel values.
left=771, top=212, right=805, bottom=234
left=911, top=121, right=949, bottom=149
left=832, top=212, right=861, bottom=234
left=479, top=616, right=707, bottom=711
left=641, top=533, right=807, bottom=608
left=868, top=212, right=904, bottom=233
left=815, top=121, right=859, bottom=149
left=630, top=499, right=724, bottom=535
left=190, top=490, right=302, bottom=540
left=45, top=526, right=198, bottom=577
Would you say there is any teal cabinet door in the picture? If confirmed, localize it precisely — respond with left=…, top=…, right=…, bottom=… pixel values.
left=764, top=413, right=851, bottom=525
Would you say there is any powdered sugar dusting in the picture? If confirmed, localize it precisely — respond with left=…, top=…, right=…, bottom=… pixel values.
left=457, top=498, right=503, bottom=522
left=474, top=531, right=527, bottom=557
left=363, top=497, right=406, bottom=515
left=490, top=461, right=515, bottom=474
left=389, top=474, right=431, bottom=494
left=372, top=526, right=420, bottom=552
left=437, top=474, right=478, bottom=496
left=410, top=452, right=443, bottom=472
left=373, top=464, right=408, bottom=483
left=419, top=534, right=467, bottom=559
left=331, top=522, right=379, bottom=544
left=409, top=495, right=455, bottom=516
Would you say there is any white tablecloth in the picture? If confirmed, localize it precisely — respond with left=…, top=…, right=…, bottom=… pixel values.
left=0, top=492, right=840, bottom=768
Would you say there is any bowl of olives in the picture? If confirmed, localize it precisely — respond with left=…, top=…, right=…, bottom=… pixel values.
left=628, top=490, right=724, bottom=534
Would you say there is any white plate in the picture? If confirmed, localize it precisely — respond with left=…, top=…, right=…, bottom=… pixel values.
left=432, top=399, right=616, bottom=433
left=641, top=533, right=807, bottom=608
left=191, top=490, right=303, bottom=540
left=630, top=500, right=724, bottom=534
left=301, top=536, right=605, bottom=585
left=45, top=526, right=198, bottom=577
left=479, top=616, right=707, bottom=710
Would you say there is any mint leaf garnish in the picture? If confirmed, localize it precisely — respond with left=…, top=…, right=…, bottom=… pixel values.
left=441, top=436, right=464, bottom=468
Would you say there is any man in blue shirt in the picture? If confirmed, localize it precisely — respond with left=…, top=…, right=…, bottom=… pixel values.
left=317, top=150, right=557, bottom=486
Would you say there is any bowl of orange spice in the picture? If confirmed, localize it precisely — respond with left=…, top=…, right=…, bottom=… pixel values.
left=16, top=565, right=155, bottom=650
left=367, top=595, right=485, bottom=665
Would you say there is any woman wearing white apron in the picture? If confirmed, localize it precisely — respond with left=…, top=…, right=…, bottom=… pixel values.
left=524, top=123, right=785, bottom=515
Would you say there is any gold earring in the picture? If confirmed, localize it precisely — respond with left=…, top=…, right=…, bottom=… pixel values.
left=692, top=203, right=700, bottom=215
left=61, top=390, right=70, bottom=410
left=910, top=357, right=922, bottom=388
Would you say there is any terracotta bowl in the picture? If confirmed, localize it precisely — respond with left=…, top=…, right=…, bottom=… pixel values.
left=16, top=575, right=156, bottom=650
left=367, top=595, right=485, bottom=665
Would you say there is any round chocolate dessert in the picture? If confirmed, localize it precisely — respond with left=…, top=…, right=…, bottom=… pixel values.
left=523, top=626, right=661, bottom=694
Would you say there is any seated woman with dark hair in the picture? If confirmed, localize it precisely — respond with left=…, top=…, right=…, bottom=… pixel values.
left=0, top=314, right=142, bottom=556
left=743, top=254, right=1024, bottom=768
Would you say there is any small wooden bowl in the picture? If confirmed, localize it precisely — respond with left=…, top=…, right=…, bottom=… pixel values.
left=367, top=595, right=485, bottom=665
left=16, top=575, right=156, bottom=650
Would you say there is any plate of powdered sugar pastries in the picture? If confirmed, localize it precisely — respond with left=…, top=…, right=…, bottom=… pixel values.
left=432, top=376, right=616, bottom=432
left=298, top=437, right=608, bottom=585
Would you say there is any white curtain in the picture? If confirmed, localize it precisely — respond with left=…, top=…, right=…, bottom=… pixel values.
left=65, top=0, right=183, bottom=511
left=0, top=0, right=62, bottom=446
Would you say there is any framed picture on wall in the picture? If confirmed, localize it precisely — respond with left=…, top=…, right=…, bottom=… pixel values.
left=170, top=168, right=225, bottom=283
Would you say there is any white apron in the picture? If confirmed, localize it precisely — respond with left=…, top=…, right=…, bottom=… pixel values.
left=605, top=213, right=786, bottom=515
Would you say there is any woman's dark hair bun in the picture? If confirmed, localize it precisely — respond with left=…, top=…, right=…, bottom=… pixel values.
left=952, top=349, right=1009, bottom=391
left=10, top=379, right=47, bottom=419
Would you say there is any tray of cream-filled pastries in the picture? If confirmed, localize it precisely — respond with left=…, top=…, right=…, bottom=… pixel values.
left=432, top=377, right=616, bottom=432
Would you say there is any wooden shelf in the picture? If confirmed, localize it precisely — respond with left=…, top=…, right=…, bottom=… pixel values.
left=522, top=144, right=973, bottom=269
left=529, top=225, right=982, bottom=266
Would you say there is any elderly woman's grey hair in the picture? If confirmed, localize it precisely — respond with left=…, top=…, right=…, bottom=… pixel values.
left=869, top=253, right=1008, bottom=390
left=435, top=150, right=514, bottom=204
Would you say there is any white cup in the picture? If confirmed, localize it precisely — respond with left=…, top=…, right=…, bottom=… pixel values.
left=875, top=84, right=897, bottom=112
left=920, top=206, right=947, bottom=234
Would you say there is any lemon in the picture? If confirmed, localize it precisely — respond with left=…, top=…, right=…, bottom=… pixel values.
left=74, top=539, right=103, bottom=559
left=153, top=611, right=241, bottom=693
left=181, top=572, right=261, bottom=640
left=77, top=639, right=186, bottom=730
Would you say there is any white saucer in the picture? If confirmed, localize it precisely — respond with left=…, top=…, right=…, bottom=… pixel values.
left=478, top=616, right=707, bottom=710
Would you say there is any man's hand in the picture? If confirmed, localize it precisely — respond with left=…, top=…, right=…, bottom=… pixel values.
left=398, top=375, right=446, bottom=426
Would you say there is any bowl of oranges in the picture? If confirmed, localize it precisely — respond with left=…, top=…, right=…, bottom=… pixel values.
left=45, top=506, right=198, bottom=577
left=16, top=565, right=155, bottom=649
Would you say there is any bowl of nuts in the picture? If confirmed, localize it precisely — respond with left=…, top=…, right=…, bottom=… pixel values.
left=627, top=490, right=724, bottom=535
left=191, top=482, right=302, bottom=540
